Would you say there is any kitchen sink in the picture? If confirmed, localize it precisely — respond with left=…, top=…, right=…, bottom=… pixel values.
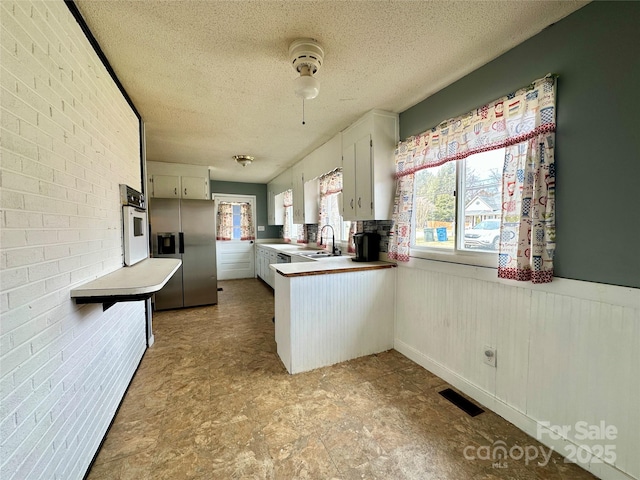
left=297, top=251, right=338, bottom=259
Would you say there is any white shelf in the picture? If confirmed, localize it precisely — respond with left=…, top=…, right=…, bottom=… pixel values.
left=70, top=258, right=182, bottom=309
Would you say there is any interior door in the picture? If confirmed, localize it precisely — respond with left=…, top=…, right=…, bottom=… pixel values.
left=214, top=194, right=256, bottom=280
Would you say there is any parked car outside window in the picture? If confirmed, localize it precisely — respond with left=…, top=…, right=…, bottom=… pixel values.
left=464, top=219, right=501, bottom=250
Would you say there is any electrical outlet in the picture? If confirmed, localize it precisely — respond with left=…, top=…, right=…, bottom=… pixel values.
left=483, top=346, right=497, bottom=368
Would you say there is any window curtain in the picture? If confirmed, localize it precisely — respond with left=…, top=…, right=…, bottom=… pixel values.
left=389, top=75, right=557, bottom=283
left=239, top=203, right=255, bottom=241
left=318, top=169, right=342, bottom=248
left=216, top=202, right=233, bottom=240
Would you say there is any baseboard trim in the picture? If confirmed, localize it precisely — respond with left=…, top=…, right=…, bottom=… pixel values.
left=394, top=339, right=636, bottom=480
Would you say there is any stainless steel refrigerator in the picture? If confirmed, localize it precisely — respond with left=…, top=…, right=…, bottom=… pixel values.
left=149, top=198, right=217, bottom=310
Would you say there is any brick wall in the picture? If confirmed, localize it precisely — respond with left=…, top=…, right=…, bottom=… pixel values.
left=1, top=1, right=146, bottom=478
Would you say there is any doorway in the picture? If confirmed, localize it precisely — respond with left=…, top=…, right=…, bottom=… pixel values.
left=213, top=194, right=256, bottom=280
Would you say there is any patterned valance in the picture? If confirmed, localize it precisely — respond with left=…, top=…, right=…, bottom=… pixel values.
left=395, top=75, right=557, bottom=177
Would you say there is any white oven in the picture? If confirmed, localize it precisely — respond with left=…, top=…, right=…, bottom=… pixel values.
left=123, top=206, right=148, bottom=266
left=120, top=185, right=149, bottom=266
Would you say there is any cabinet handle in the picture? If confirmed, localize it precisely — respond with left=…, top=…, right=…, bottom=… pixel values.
left=350, top=199, right=354, bottom=209
left=174, top=187, right=177, bottom=196
left=358, top=197, right=361, bottom=208
left=184, top=188, right=187, bottom=196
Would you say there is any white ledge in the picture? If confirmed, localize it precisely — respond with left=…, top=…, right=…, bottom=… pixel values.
left=70, top=258, right=182, bottom=299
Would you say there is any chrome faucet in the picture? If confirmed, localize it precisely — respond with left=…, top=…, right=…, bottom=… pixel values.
left=319, top=224, right=339, bottom=255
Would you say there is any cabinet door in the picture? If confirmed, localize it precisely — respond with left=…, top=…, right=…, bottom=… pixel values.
left=342, top=143, right=357, bottom=221
left=181, top=176, right=208, bottom=199
left=152, top=175, right=180, bottom=198
left=292, top=167, right=305, bottom=224
left=267, top=190, right=276, bottom=225
left=355, top=134, right=373, bottom=220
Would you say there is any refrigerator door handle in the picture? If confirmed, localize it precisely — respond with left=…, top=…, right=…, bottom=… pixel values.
left=179, top=232, right=185, bottom=254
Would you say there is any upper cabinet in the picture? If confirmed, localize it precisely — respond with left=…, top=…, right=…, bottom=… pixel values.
left=341, top=110, right=399, bottom=221
left=147, top=162, right=211, bottom=200
left=150, top=174, right=209, bottom=199
left=267, top=169, right=292, bottom=225
left=291, top=162, right=305, bottom=224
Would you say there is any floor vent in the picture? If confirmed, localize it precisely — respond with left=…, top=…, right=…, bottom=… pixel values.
left=438, top=388, right=484, bottom=417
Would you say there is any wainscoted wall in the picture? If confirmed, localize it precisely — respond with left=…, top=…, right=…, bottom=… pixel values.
left=394, top=260, right=639, bottom=480
left=0, top=1, right=144, bottom=478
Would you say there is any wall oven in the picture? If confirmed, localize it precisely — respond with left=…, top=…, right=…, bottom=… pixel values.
left=120, top=185, right=148, bottom=266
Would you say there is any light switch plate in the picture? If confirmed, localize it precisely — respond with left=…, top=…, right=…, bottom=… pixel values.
left=258, top=225, right=265, bottom=232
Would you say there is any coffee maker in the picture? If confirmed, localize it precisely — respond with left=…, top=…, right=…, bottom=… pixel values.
left=352, top=232, right=380, bottom=262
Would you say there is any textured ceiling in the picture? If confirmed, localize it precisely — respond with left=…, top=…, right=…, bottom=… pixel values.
left=75, top=0, right=587, bottom=183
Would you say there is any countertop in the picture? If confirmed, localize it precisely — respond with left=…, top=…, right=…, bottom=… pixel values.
left=261, top=243, right=396, bottom=277
left=70, top=258, right=182, bottom=299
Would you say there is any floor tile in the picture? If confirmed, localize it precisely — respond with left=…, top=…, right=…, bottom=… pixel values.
left=86, top=278, right=596, bottom=480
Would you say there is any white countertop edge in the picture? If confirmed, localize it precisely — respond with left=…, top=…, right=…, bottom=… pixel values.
left=70, top=258, right=182, bottom=298
left=269, top=257, right=395, bottom=276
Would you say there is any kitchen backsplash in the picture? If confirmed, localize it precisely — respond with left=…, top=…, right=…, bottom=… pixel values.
left=280, top=221, right=392, bottom=252
left=358, top=220, right=393, bottom=253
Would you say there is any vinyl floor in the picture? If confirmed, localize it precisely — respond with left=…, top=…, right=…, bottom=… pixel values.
left=86, top=278, right=596, bottom=480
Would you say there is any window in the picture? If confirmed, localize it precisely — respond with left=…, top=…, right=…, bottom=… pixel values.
left=412, top=148, right=504, bottom=260
left=318, top=169, right=353, bottom=247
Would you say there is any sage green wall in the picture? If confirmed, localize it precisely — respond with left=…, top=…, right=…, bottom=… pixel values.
left=210, top=181, right=280, bottom=239
left=400, top=2, right=640, bottom=288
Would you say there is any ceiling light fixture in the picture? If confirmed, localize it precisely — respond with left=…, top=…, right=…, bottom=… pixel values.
left=289, top=38, right=324, bottom=125
left=233, top=155, right=254, bottom=167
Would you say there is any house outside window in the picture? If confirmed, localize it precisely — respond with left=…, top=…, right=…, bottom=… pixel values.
left=412, top=148, right=504, bottom=261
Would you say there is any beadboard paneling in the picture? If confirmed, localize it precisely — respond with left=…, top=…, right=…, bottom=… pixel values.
left=275, top=269, right=395, bottom=374
left=395, top=260, right=640, bottom=480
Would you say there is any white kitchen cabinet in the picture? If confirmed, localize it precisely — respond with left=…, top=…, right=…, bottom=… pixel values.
left=267, top=170, right=292, bottom=225
left=341, top=110, right=399, bottom=221
left=150, top=174, right=209, bottom=200
left=291, top=163, right=305, bottom=224
left=151, top=174, right=180, bottom=198
left=255, top=246, right=279, bottom=288
left=304, top=178, right=319, bottom=224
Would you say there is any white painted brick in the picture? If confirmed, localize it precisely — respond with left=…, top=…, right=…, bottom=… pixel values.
left=25, top=229, right=57, bottom=246
left=36, top=109, right=66, bottom=141
left=0, top=128, right=38, bottom=160
left=1, top=107, right=21, bottom=134
left=1, top=292, right=8, bottom=313
left=0, top=267, right=27, bottom=290
left=53, top=198, right=78, bottom=216
left=27, top=260, right=59, bottom=281
left=18, top=116, right=53, bottom=151
left=21, top=157, right=54, bottom=182
left=65, top=188, right=86, bottom=205
left=56, top=255, right=80, bottom=274
left=1, top=1, right=145, bottom=477
left=3, top=209, right=42, bottom=228
left=45, top=272, right=70, bottom=293
left=0, top=342, right=32, bottom=378
left=0, top=188, right=24, bottom=209
left=42, top=214, right=69, bottom=229
left=2, top=72, right=41, bottom=126
left=1, top=170, right=39, bottom=193
left=22, top=192, right=55, bottom=213
left=36, top=145, right=66, bottom=171
left=4, top=245, right=44, bottom=267
left=7, top=280, right=44, bottom=308
left=43, top=244, right=68, bottom=261
left=0, top=228, right=26, bottom=248
left=51, top=168, right=75, bottom=189
left=0, top=148, right=23, bottom=173
left=38, top=180, right=67, bottom=200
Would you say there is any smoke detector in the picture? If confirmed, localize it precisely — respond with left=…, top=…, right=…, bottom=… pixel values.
left=233, top=155, right=254, bottom=167
left=289, top=38, right=324, bottom=100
